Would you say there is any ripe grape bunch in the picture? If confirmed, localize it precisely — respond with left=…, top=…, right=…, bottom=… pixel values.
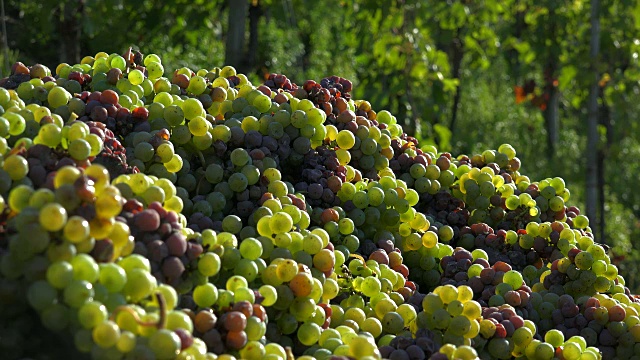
left=0, top=46, right=638, bottom=360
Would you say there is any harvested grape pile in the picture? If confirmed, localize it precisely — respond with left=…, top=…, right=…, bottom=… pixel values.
left=0, top=48, right=636, bottom=360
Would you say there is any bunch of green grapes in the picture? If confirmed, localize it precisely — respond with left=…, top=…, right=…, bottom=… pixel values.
left=416, top=285, right=482, bottom=347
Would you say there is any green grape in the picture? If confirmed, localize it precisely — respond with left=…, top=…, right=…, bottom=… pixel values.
left=68, top=138, right=91, bottom=160
left=230, top=148, right=250, bottom=167
left=533, top=342, right=555, bottom=360
left=503, top=270, right=524, bottom=289
left=239, top=237, right=263, bottom=260
left=302, top=233, right=323, bottom=255
left=438, top=225, right=454, bottom=242
left=187, top=75, right=207, bottom=95
left=562, top=341, right=582, bottom=360
left=128, top=69, right=145, bottom=85
left=48, top=87, right=72, bottom=108
left=360, top=276, right=381, bottom=297
left=512, top=326, right=534, bottom=347
left=98, top=263, right=127, bottom=293
left=122, top=268, right=157, bottom=302
left=270, top=212, right=293, bottom=235
left=78, top=301, right=108, bottom=329
left=63, top=280, right=94, bottom=308
left=575, top=251, right=594, bottom=270
left=336, top=130, right=355, bottom=149
left=39, top=202, right=68, bottom=232
left=27, top=280, right=58, bottom=310
left=192, top=283, right=219, bottom=308
left=46, top=260, right=74, bottom=289
left=165, top=154, right=183, bottom=172
left=188, top=115, right=209, bottom=136
left=182, top=98, right=204, bottom=120
left=338, top=218, right=355, bottom=235
left=133, top=142, right=154, bottom=162
left=3, top=154, right=28, bottom=180
left=381, top=311, right=404, bottom=334
left=71, top=253, right=100, bottom=283
left=38, top=123, right=62, bottom=146
left=574, top=215, right=589, bottom=229
left=148, top=329, right=181, bottom=359
left=41, top=303, right=70, bottom=331
left=276, top=259, right=298, bottom=283
left=110, top=55, right=127, bottom=70
left=297, top=322, right=322, bottom=346
left=198, top=252, right=221, bottom=277
left=549, top=195, right=565, bottom=211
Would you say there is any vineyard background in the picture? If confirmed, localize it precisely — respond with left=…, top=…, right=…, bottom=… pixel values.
left=3, top=0, right=640, bottom=289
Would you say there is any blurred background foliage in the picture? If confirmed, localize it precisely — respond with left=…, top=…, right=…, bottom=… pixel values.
left=3, top=0, right=640, bottom=289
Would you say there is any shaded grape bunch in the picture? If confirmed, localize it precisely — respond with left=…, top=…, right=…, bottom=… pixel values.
left=118, top=200, right=203, bottom=290
left=0, top=62, right=54, bottom=91
left=263, top=73, right=298, bottom=93
left=193, top=301, right=268, bottom=355
left=293, top=146, right=345, bottom=209
left=379, top=329, right=440, bottom=360
left=12, top=121, right=134, bottom=193
left=86, top=121, right=138, bottom=176
left=70, top=90, right=151, bottom=138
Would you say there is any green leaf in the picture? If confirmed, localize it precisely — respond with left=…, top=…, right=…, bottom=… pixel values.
left=451, top=2, right=469, bottom=28
left=433, top=123, right=452, bottom=151
left=442, top=78, right=460, bottom=93
left=558, top=65, right=577, bottom=90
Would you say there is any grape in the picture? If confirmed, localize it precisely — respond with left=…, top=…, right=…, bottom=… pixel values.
left=361, top=276, right=382, bottom=297
left=78, top=301, right=108, bottom=329
left=336, top=130, right=356, bottom=149
left=193, top=283, right=219, bottom=308
left=27, top=280, right=57, bottom=311
left=39, top=202, right=68, bottom=232
left=382, top=311, right=405, bottom=334
left=149, top=329, right=181, bottom=359
left=270, top=212, right=293, bottom=234
left=503, top=270, right=524, bottom=289
left=198, top=252, right=221, bottom=277
left=47, top=261, right=74, bottom=289
left=98, top=263, right=127, bottom=293
left=3, top=154, right=28, bottom=180
left=297, top=322, right=322, bottom=346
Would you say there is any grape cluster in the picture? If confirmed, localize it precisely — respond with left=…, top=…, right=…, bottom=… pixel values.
left=194, top=301, right=270, bottom=357
left=118, top=200, right=203, bottom=290
left=378, top=331, right=440, bottom=360
left=65, top=90, right=151, bottom=139
left=0, top=62, right=54, bottom=91
left=4, top=46, right=640, bottom=360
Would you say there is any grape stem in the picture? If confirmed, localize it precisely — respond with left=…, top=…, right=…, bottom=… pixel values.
left=196, top=149, right=206, bottom=168
left=285, top=346, right=295, bottom=360
left=111, top=292, right=167, bottom=329
left=195, top=175, right=206, bottom=196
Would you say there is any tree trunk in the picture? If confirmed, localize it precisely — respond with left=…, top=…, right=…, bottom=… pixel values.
left=544, top=7, right=559, bottom=160
left=57, top=1, right=84, bottom=64
left=402, top=1, right=419, bottom=137
left=586, top=0, right=600, bottom=240
left=507, top=8, right=526, bottom=83
left=245, top=1, right=262, bottom=75
left=448, top=30, right=464, bottom=137
left=225, top=0, right=248, bottom=68
left=544, top=82, right=559, bottom=159
left=597, top=90, right=611, bottom=244
left=0, top=0, right=9, bottom=77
